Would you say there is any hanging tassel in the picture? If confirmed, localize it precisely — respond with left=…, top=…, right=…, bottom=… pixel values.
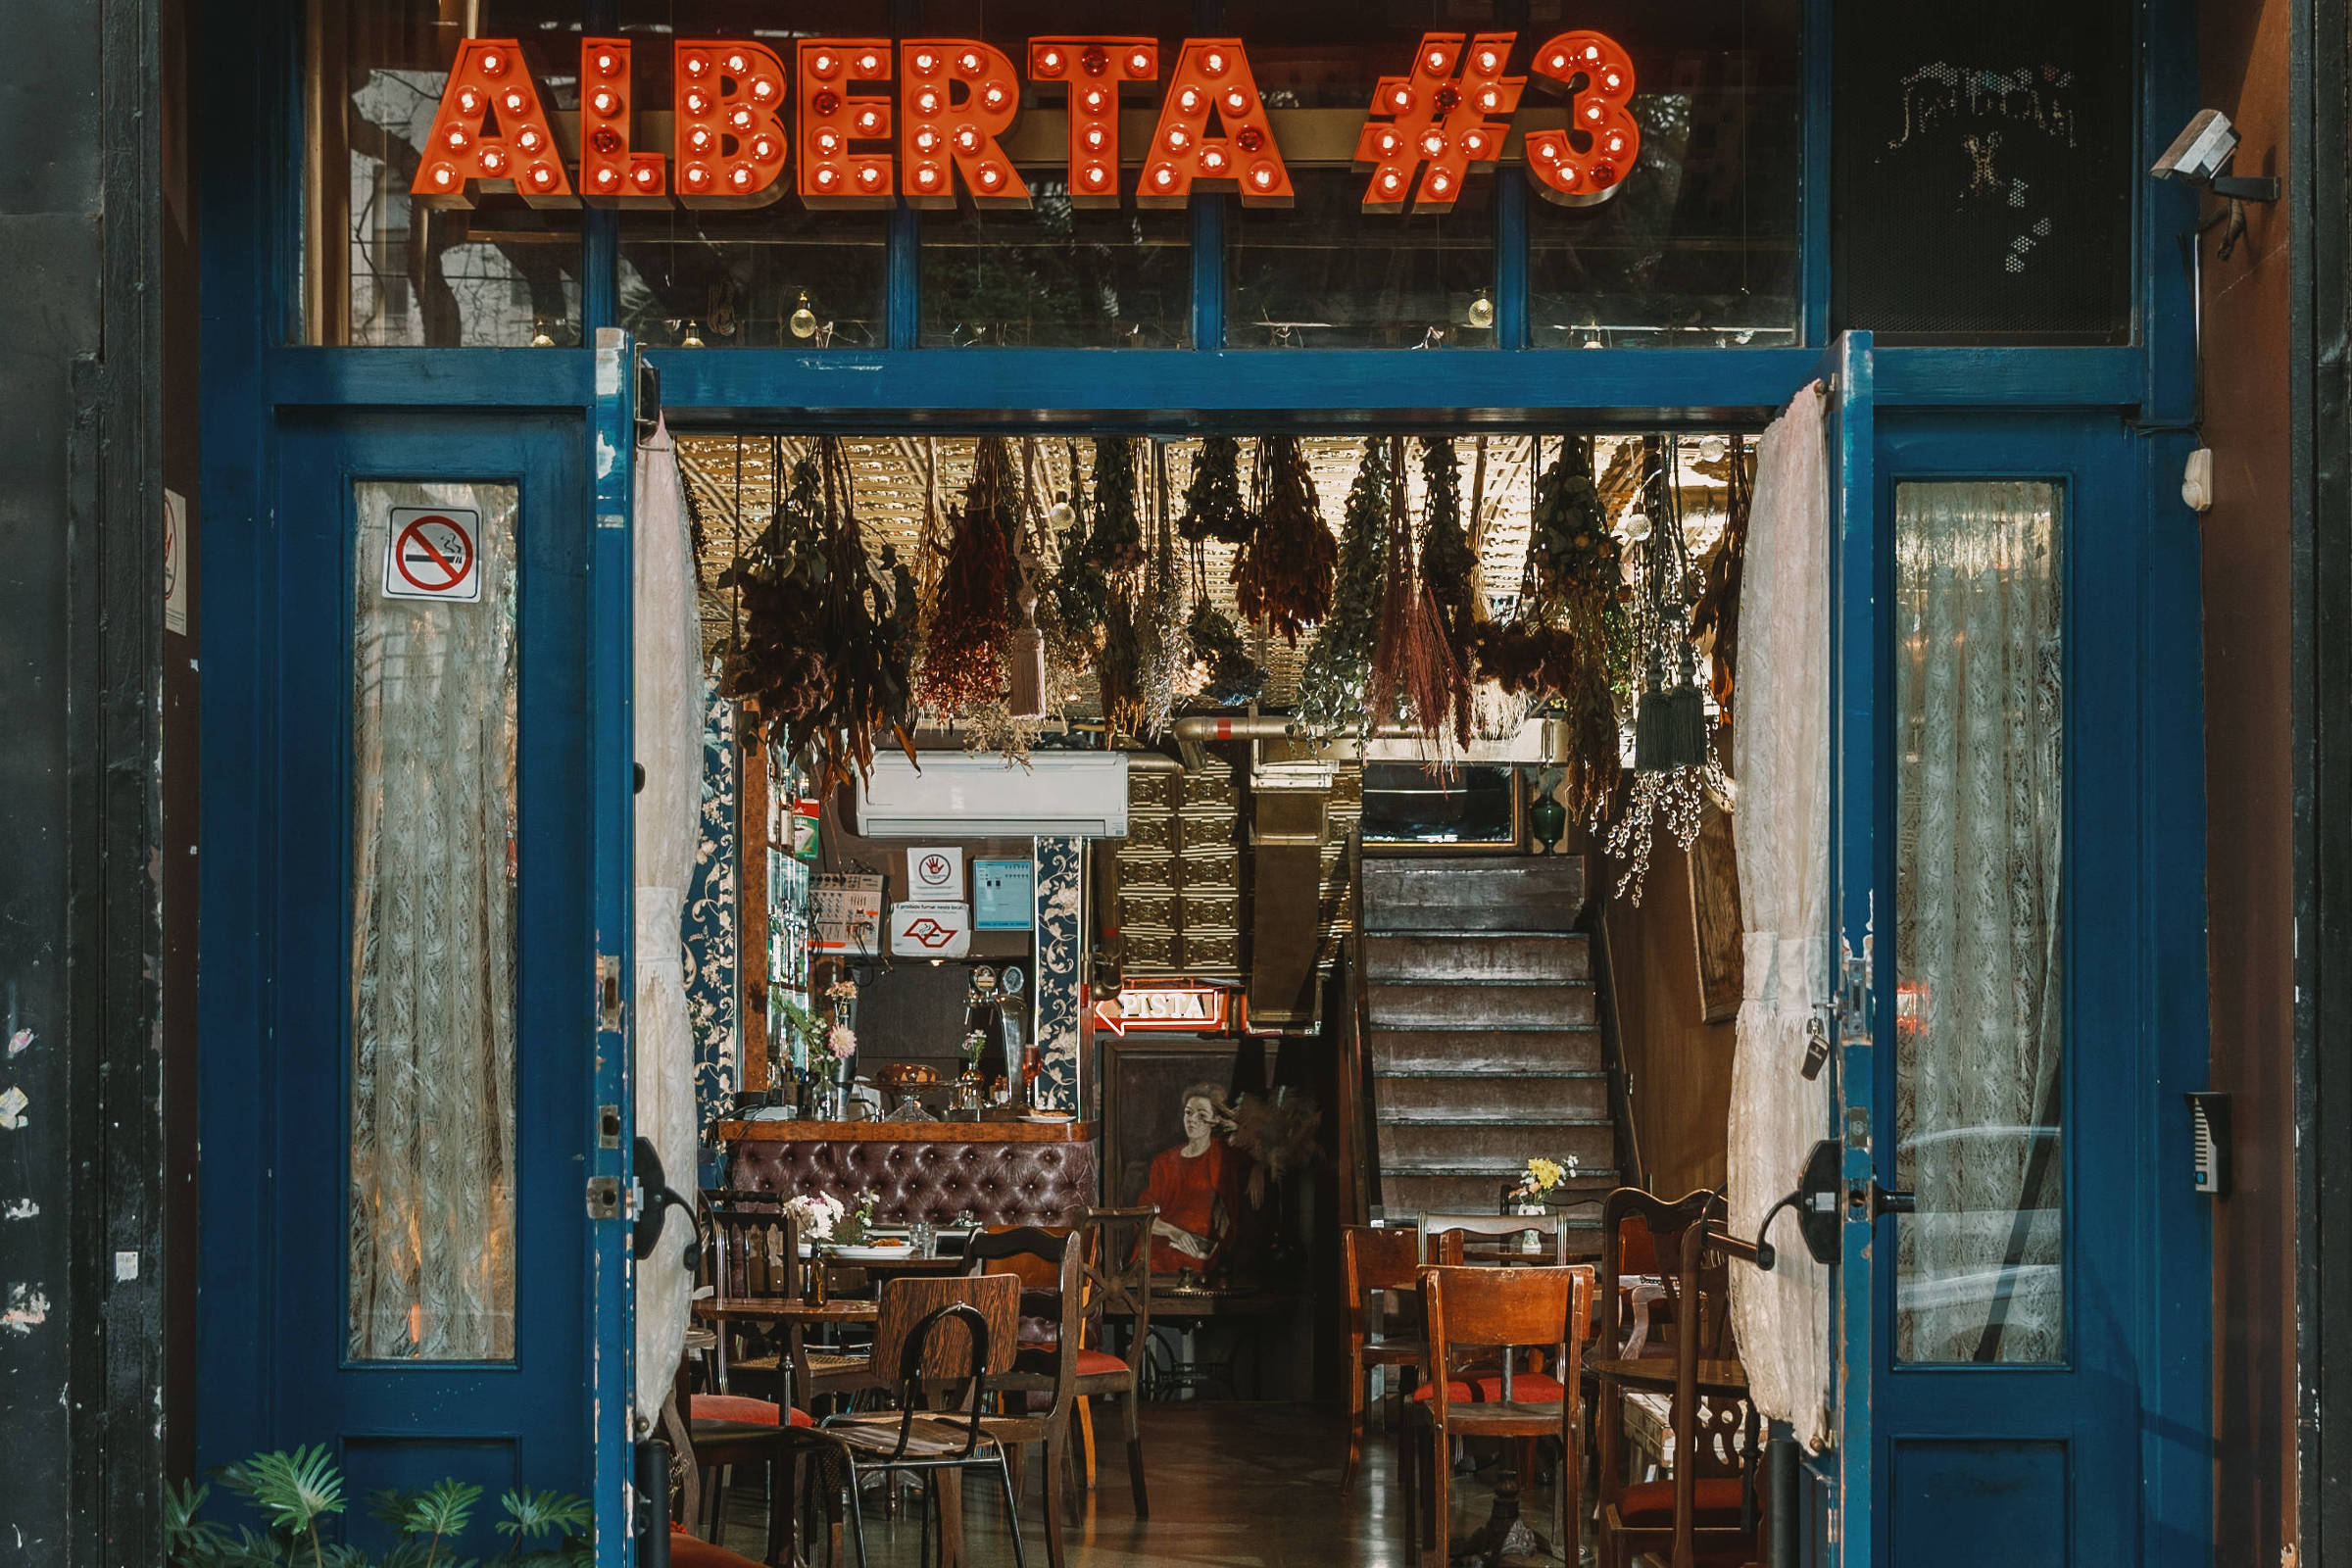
left=1634, top=683, right=1708, bottom=772
left=1008, top=587, right=1049, bottom=718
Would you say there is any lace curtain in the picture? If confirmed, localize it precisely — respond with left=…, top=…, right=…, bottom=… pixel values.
left=348, top=482, right=518, bottom=1360
left=1725, top=390, right=1833, bottom=1451
left=636, top=416, right=706, bottom=1428
left=1892, top=481, right=2064, bottom=1364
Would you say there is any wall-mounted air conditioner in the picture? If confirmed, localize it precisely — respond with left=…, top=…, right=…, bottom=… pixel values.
left=852, top=753, right=1130, bottom=839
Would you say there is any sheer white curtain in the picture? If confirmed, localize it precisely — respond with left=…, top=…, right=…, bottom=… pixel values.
left=1725, top=391, right=1833, bottom=1451
left=635, top=416, right=706, bottom=1427
left=1892, top=481, right=2064, bottom=1365
left=348, top=481, right=519, bottom=1361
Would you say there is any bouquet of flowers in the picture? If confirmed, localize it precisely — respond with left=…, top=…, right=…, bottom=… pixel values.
left=823, top=1022, right=857, bottom=1085
left=1509, top=1154, right=1579, bottom=1206
left=781, top=1192, right=846, bottom=1244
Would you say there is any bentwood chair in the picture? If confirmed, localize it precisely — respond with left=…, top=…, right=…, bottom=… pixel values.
left=697, top=1198, right=872, bottom=1406
left=1592, top=1190, right=1759, bottom=1568
left=1400, top=1263, right=1595, bottom=1568
left=781, top=1272, right=1029, bottom=1568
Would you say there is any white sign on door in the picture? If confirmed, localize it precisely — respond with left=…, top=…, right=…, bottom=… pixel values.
left=381, top=506, right=482, bottom=603
left=163, top=488, right=190, bottom=636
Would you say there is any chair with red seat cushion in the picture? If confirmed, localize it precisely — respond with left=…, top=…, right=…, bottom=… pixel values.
left=1592, top=1191, right=1759, bottom=1568
left=691, top=1393, right=814, bottom=1429
left=1068, top=1206, right=1155, bottom=1515
left=668, top=1525, right=773, bottom=1568
left=1399, top=1263, right=1595, bottom=1568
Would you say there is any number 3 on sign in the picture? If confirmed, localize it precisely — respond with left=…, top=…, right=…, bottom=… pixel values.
left=382, top=506, right=483, bottom=603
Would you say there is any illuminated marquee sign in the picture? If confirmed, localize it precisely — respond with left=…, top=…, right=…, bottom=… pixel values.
left=1092, top=983, right=1235, bottom=1036
left=412, top=29, right=1637, bottom=216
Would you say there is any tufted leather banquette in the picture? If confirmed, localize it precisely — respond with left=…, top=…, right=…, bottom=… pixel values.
left=725, top=1134, right=1100, bottom=1229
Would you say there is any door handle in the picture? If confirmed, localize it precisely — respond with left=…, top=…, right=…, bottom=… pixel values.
left=631, top=1136, right=701, bottom=1272
left=1748, top=1139, right=1844, bottom=1270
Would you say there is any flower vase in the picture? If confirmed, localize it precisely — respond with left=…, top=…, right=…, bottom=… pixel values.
left=1529, top=793, right=1567, bottom=856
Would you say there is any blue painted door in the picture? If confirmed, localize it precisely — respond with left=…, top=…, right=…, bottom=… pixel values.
left=1838, top=404, right=2209, bottom=1568
left=265, top=412, right=601, bottom=1553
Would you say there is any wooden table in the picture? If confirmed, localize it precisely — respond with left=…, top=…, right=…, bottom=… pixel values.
left=1589, top=1355, right=1749, bottom=1398
left=696, top=1296, right=880, bottom=1327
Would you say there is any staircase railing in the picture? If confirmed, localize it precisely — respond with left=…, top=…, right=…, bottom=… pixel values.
left=1586, top=873, right=1647, bottom=1194
left=1337, top=825, right=1377, bottom=1225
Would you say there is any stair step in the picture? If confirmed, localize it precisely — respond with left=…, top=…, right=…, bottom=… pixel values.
left=1366, top=1027, right=1601, bottom=1075
left=1377, top=1121, right=1616, bottom=1169
left=1361, top=855, right=1587, bottom=933
left=1365, top=982, right=1594, bottom=1031
left=1374, top=1074, right=1611, bottom=1122
left=1362, top=933, right=1592, bottom=984
left=1379, top=1173, right=1618, bottom=1226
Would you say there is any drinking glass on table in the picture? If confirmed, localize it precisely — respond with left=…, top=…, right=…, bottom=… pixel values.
left=910, top=1220, right=937, bottom=1258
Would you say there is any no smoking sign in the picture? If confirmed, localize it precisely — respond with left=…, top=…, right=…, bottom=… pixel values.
left=382, top=507, right=482, bottom=603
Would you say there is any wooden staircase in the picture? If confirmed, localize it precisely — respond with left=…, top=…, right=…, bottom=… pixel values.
left=1357, top=854, right=1619, bottom=1246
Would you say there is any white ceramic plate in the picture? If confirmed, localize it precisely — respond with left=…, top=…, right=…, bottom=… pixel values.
left=832, top=1243, right=919, bottom=1263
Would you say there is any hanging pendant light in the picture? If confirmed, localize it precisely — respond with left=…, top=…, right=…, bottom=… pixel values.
left=789, top=292, right=818, bottom=340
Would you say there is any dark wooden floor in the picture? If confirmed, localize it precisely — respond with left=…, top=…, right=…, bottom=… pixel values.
left=713, top=1401, right=1576, bottom=1567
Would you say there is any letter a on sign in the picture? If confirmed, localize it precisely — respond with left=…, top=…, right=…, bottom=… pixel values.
left=383, top=507, right=483, bottom=602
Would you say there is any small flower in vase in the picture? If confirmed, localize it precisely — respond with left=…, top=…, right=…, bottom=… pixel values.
left=782, top=1192, right=845, bottom=1245
left=825, top=1022, right=858, bottom=1081
left=1508, top=1154, right=1579, bottom=1211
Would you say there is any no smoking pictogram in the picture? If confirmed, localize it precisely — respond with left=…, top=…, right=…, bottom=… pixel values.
left=382, top=506, right=482, bottom=603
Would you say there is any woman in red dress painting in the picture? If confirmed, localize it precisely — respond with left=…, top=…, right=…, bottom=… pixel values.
left=1139, top=1083, right=1247, bottom=1277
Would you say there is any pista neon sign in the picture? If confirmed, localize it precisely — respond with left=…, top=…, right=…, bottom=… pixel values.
left=411, top=30, right=1637, bottom=216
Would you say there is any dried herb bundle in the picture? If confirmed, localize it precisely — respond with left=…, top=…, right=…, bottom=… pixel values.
left=1368, top=435, right=1470, bottom=747
left=1527, top=433, right=1618, bottom=605
left=720, top=440, right=918, bottom=794
left=1187, top=600, right=1265, bottom=707
left=1296, top=437, right=1393, bottom=738
left=918, top=435, right=1021, bottom=718
left=1088, top=435, right=1145, bottom=576
left=1177, top=435, right=1254, bottom=546
left=1690, top=434, right=1752, bottom=715
left=1232, top=434, right=1336, bottom=645
left=1050, top=439, right=1110, bottom=652
left=1418, top=436, right=1479, bottom=653
left=1133, top=445, right=1188, bottom=739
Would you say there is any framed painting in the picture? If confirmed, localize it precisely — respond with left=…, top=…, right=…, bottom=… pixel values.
left=1689, top=803, right=1744, bottom=1024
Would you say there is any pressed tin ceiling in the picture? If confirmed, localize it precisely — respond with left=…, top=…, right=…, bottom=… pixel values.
left=675, top=431, right=1734, bottom=716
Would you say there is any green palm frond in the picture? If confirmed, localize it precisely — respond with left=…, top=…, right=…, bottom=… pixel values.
left=493, top=1490, right=592, bottom=1544
left=407, top=1480, right=482, bottom=1541
left=223, top=1446, right=346, bottom=1538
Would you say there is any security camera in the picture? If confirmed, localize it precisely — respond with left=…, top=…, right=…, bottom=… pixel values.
left=2152, top=109, right=2279, bottom=201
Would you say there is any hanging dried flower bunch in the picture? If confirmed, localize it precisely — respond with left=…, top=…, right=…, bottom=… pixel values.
left=1050, top=439, right=1110, bottom=655
left=1231, top=434, right=1337, bottom=645
left=1089, top=433, right=1145, bottom=576
left=719, top=439, right=918, bottom=794
left=1369, top=435, right=1470, bottom=748
left=918, top=435, right=1021, bottom=718
left=1133, top=444, right=1189, bottom=738
left=1470, top=435, right=1626, bottom=821
left=1177, top=434, right=1254, bottom=546
left=1296, top=437, right=1393, bottom=739
left=1690, top=434, right=1753, bottom=716
left=1418, top=436, right=1480, bottom=653
left=1187, top=599, right=1265, bottom=707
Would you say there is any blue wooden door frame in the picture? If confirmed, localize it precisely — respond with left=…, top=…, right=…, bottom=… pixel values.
left=199, top=411, right=602, bottom=1550
left=190, top=0, right=2214, bottom=1560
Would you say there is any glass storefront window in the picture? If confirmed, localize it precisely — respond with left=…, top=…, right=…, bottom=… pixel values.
left=348, top=481, right=519, bottom=1361
left=301, top=0, right=584, bottom=346
left=919, top=182, right=1191, bottom=348
left=1223, top=0, right=1500, bottom=347
left=617, top=209, right=888, bottom=351
left=1525, top=0, right=1801, bottom=348
left=1892, top=479, right=2065, bottom=1365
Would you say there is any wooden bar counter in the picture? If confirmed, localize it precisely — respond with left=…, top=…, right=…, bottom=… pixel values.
left=717, top=1117, right=1100, bottom=1230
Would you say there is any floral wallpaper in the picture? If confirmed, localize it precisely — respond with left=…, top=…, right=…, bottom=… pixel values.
left=684, top=692, right=739, bottom=1128
left=1032, top=835, right=1083, bottom=1114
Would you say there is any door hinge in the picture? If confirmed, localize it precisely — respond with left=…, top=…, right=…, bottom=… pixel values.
left=586, top=1176, right=623, bottom=1219
left=1834, top=952, right=1873, bottom=1043
left=597, top=954, right=624, bottom=1032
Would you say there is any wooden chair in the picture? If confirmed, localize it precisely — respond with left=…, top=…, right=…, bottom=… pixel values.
left=1592, top=1190, right=1759, bottom=1568
left=1341, top=1224, right=1450, bottom=1492
left=1594, top=1188, right=1728, bottom=1366
left=790, top=1272, right=1030, bottom=1568
left=1419, top=1209, right=1573, bottom=1266
left=697, top=1197, right=871, bottom=1405
left=964, top=1226, right=1088, bottom=1568
left=1070, top=1205, right=1155, bottom=1514
left=1399, top=1263, right=1595, bottom=1568
left=664, top=1354, right=816, bottom=1566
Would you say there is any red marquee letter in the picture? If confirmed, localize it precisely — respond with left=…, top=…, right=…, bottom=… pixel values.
left=1028, top=37, right=1157, bottom=206
left=900, top=39, right=1029, bottom=207
left=799, top=40, right=895, bottom=206
left=1524, top=31, right=1639, bottom=207
left=1356, top=32, right=1522, bottom=214
left=410, top=40, right=574, bottom=209
left=579, top=38, right=666, bottom=203
left=674, top=40, right=791, bottom=206
left=1141, top=40, right=1291, bottom=208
